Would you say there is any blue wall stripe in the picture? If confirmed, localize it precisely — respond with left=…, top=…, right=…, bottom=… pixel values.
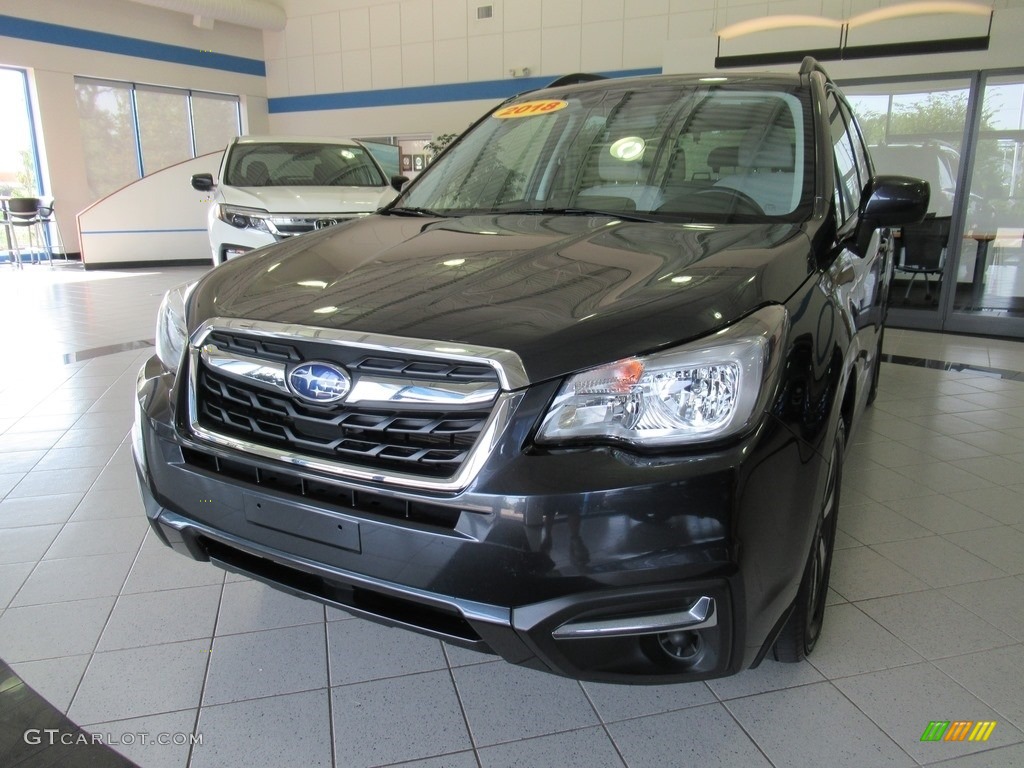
left=0, top=14, right=265, bottom=77
left=268, top=67, right=662, bottom=113
left=81, top=228, right=207, bottom=235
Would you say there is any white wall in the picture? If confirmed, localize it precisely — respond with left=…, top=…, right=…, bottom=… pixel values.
left=0, top=0, right=268, bottom=254
left=265, top=0, right=1024, bottom=138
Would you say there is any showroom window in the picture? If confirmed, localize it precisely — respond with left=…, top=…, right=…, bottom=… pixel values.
left=0, top=67, right=42, bottom=197
left=74, top=77, right=240, bottom=200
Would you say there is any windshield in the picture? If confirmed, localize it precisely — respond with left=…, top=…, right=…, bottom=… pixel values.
left=224, top=142, right=386, bottom=187
left=401, top=83, right=813, bottom=223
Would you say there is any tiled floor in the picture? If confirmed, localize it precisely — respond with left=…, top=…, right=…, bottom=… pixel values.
left=1, top=264, right=1024, bottom=768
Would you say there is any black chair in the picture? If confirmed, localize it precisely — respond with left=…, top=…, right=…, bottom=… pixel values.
left=6, top=197, right=49, bottom=266
left=36, top=197, right=69, bottom=264
left=897, top=214, right=951, bottom=302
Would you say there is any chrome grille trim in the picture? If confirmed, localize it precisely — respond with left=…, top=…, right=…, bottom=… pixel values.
left=201, top=343, right=500, bottom=405
left=187, top=319, right=527, bottom=492
left=193, top=318, right=530, bottom=391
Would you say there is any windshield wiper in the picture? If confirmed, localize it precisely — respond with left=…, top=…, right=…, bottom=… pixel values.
left=512, top=207, right=659, bottom=223
left=381, top=206, right=447, bottom=217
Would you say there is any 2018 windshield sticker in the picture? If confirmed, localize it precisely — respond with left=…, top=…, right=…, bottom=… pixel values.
left=493, top=100, right=568, bottom=118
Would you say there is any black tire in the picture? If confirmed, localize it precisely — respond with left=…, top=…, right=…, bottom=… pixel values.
left=867, top=327, right=884, bottom=405
left=773, top=420, right=845, bottom=662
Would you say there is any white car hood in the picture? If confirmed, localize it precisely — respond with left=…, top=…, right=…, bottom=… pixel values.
left=222, top=185, right=394, bottom=214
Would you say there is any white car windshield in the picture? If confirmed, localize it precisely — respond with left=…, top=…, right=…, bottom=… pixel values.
left=401, top=82, right=813, bottom=223
left=225, top=143, right=386, bottom=188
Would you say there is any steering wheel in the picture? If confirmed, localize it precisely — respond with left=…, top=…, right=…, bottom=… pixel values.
left=323, top=167, right=365, bottom=185
left=691, top=187, right=764, bottom=216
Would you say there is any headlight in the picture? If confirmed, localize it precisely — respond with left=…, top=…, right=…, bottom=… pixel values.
left=216, top=204, right=271, bottom=232
left=155, top=281, right=196, bottom=374
left=536, top=306, right=788, bottom=448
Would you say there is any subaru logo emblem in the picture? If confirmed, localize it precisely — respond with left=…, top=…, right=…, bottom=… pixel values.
left=314, top=218, right=338, bottom=230
left=287, top=362, right=351, bottom=404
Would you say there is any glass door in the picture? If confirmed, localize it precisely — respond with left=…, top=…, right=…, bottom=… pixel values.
left=844, top=77, right=973, bottom=331
left=948, top=73, right=1024, bottom=325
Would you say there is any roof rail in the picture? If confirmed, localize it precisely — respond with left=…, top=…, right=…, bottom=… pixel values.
left=545, top=73, right=607, bottom=88
left=798, top=56, right=830, bottom=79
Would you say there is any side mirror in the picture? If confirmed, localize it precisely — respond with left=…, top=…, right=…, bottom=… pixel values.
left=191, top=173, right=215, bottom=192
left=390, top=174, right=410, bottom=192
left=852, top=175, right=930, bottom=256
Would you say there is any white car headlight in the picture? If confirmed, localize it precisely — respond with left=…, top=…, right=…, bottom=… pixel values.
left=536, top=305, right=788, bottom=448
left=216, top=203, right=271, bottom=232
left=155, top=281, right=196, bottom=374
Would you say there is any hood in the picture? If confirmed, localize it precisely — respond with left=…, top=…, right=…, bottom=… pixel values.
left=220, top=185, right=394, bottom=214
left=193, top=214, right=815, bottom=383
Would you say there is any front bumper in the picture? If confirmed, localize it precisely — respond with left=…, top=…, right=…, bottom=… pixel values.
left=135, top=355, right=823, bottom=683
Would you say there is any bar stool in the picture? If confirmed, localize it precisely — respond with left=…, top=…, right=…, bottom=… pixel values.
left=37, top=197, right=69, bottom=264
left=6, top=197, right=51, bottom=266
left=1, top=199, right=24, bottom=269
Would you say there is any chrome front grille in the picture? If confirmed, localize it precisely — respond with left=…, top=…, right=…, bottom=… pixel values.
left=186, top=320, right=527, bottom=491
left=196, top=363, right=490, bottom=478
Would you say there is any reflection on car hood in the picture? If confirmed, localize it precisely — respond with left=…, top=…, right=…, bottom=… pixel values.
left=221, top=185, right=393, bottom=214
left=194, top=214, right=814, bottom=382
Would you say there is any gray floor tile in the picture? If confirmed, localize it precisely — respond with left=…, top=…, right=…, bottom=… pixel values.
left=726, top=682, right=914, bottom=767
left=582, top=678, right=715, bottom=722
left=835, top=662, right=1024, bottom=764
left=5, top=466, right=103, bottom=499
left=0, top=430, right=67, bottom=452
left=0, top=523, right=62, bottom=564
left=942, top=577, right=1024, bottom=641
left=98, top=584, right=221, bottom=651
left=327, top=617, right=447, bottom=685
left=843, top=465, right=935, bottom=503
left=52, top=427, right=127, bottom=450
left=122, top=536, right=225, bottom=593
left=43, top=515, right=149, bottom=559
left=0, top=472, right=26, bottom=497
left=383, top=751, right=479, bottom=768
left=69, top=639, right=210, bottom=724
left=609, top=703, right=770, bottom=768
left=203, top=623, right=328, bottom=706
left=216, top=578, right=324, bottom=636
left=443, top=642, right=499, bottom=668
left=857, top=590, right=1015, bottom=660
left=894, top=462, right=995, bottom=495
left=10, top=654, right=91, bottom=713
left=945, top=527, right=1024, bottom=575
left=85, top=709, right=198, bottom=768
left=0, top=561, right=33, bottom=609
left=872, top=536, right=1007, bottom=587
left=705, top=658, right=823, bottom=700
left=0, top=597, right=114, bottom=662
left=453, top=661, right=599, bottom=747
left=830, top=545, right=929, bottom=601
left=0, top=450, right=45, bottom=473
left=71, top=486, right=146, bottom=521
left=479, top=726, right=625, bottom=768
left=10, top=552, right=136, bottom=606
left=192, top=690, right=331, bottom=768
left=814, top=601, right=924, bottom=679
left=332, top=670, right=472, bottom=765
left=33, top=443, right=119, bottom=471
left=839, top=501, right=932, bottom=545
left=941, top=645, right=1024, bottom=730
left=884, top=494, right=1001, bottom=534
left=947, top=486, right=1024, bottom=527
left=0, top=493, right=83, bottom=528
left=920, top=742, right=1024, bottom=767
left=950, top=455, right=1024, bottom=485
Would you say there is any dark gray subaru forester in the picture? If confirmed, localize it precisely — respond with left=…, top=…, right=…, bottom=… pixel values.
left=134, top=59, right=928, bottom=683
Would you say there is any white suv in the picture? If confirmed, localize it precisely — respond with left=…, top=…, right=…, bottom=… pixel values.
left=191, top=135, right=400, bottom=265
